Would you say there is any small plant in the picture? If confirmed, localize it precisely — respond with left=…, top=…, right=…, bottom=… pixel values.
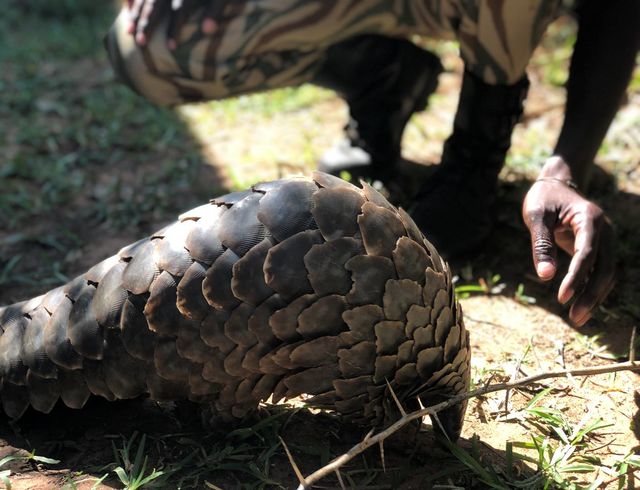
left=111, top=433, right=169, bottom=490
left=442, top=436, right=513, bottom=489
left=511, top=388, right=614, bottom=489
left=515, top=283, right=536, bottom=305
left=63, top=472, right=108, bottom=490
left=605, top=452, right=640, bottom=489
left=0, top=451, right=60, bottom=490
left=573, top=333, right=625, bottom=361
left=454, top=273, right=506, bottom=299
left=443, top=387, right=622, bottom=489
left=194, top=408, right=296, bottom=489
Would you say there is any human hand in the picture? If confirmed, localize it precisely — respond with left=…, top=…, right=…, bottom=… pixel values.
left=125, top=0, right=221, bottom=49
left=522, top=161, right=615, bottom=327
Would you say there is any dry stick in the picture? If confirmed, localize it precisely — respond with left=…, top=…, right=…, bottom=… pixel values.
left=296, top=360, right=640, bottom=490
left=464, top=315, right=505, bottom=329
left=279, top=436, right=307, bottom=487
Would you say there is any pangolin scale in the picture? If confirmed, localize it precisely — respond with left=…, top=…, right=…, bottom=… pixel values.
left=0, top=173, right=470, bottom=439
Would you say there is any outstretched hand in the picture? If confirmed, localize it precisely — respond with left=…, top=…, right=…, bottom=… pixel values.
left=522, top=167, right=615, bottom=327
left=125, top=0, right=221, bottom=49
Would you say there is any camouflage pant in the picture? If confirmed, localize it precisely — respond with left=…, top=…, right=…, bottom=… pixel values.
left=106, top=0, right=563, bottom=107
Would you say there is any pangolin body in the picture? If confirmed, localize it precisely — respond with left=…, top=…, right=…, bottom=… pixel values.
left=0, top=173, right=470, bottom=439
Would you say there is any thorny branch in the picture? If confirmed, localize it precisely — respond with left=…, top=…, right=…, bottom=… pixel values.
left=295, top=336, right=640, bottom=490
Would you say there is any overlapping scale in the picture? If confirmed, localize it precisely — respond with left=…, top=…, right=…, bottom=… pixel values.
left=304, top=238, right=363, bottom=296
left=184, top=208, right=226, bottom=265
left=144, top=271, right=184, bottom=336
left=176, top=261, right=210, bottom=321
left=22, top=306, right=58, bottom=378
left=311, top=187, right=365, bottom=240
left=218, top=193, right=266, bottom=256
left=264, top=230, right=323, bottom=299
left=202, top=249, right=241, bottom=311
left=153, top=220, right=195, bottom=276
left=0, top=174, right=470, bottom=441
left=230, top=237, right=275, bottom=306
left=67, top=285, right=103, bottom=359
left=121, top=240, right=159, bottom=294
left=92, top=261, right=128, bottom=328
left=256, top=179, right=317, bottom=242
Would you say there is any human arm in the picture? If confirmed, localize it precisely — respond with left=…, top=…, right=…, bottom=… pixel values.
left=522, top=0, right=640, bottom=326
left=125, top=0, right=221, bottom=49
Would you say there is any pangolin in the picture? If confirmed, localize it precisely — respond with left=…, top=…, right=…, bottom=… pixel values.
left=0, top=173, right=470, bottom=439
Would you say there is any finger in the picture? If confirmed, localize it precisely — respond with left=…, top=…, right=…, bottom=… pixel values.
left=201, top=2, right=225, bottom=35
left=568, top=222, right=615, bottom=326
left=557, top=212, right=599, bottom=304
left=135, top=0, right=156, bottom=45
left=525, top=206, right=558, bottom=281
left=167, top=0, right=190, bottom=50
left=553, top=228, right=575, bottom=256
left=128, top=0, right=145, bottom=35
left=136, top=0, right=170, bottom=46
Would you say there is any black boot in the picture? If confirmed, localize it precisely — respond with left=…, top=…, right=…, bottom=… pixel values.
left=314, top=35, right=443, bottom=183
left=410, top=70, right=529, bottom=258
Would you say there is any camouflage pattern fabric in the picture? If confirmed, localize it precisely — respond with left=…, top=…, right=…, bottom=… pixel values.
left=105, top=0, right=564, bottom=106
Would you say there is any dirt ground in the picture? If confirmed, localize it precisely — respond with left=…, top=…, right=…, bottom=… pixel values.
left=1, top=5, right=639, bottom=489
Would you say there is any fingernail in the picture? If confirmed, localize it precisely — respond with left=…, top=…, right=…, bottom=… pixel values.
left=571, top=305, right=591, bottom=327
left=536, top=261, right=555, bottom=280
left=168, top=39, right=177, bottom=51
left=574, top=313, right=591, bottom=327
left=136, top=32, right=147, bottom=45
left=558, top=287, right=574, bottom=305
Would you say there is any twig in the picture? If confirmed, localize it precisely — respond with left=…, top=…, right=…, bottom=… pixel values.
left=463, top=315, right=505, bottom=329
left=629, top=325, right=637, bottom=363
left=296, top=360, right=640, bottom=489
left=385, top=379, right=406, bottom=417
left=529, top=336, right=544, bottom=370
left=335, top=470, right=346, bottom=490
left=279, top=436, right=307, bottom=487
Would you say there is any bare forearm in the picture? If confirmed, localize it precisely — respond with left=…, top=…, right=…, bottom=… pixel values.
left=549, top=0, right=640, bottom=186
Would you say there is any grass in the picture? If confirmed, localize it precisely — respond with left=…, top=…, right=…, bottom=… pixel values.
left=0, top=451, right=60, bottom=490
left=444, top=382, right=631, bottom=489
left=110, top=433, right=171, bottom=489
left=0, top=4, right=207, bottom=231
left=454, top=272, right=537, bottom=306
left=199, top=85, right=334, bottom=121
left=0, top=1, right=332, bottom=233
left=54, top=405, right=406, bottom=489
left=445, top=336, right=640, bottom=489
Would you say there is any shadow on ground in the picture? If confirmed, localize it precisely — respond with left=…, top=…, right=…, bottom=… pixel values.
left=392, top=159, right=638, bottom=353
left=0, top=397, right=533, bottom=489
left=475, top=167, right=639, bottom=350
left=0, top=4, right=228, bottom=305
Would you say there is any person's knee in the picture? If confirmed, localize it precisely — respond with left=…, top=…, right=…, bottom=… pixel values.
left=104, top=10, right=184, bottom=107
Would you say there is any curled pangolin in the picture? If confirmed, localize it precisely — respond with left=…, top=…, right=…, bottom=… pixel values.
left=0, top=173, right=470, bottom=439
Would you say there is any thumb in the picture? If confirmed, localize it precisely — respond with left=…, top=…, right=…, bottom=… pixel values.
left=525, top=208, right=558, bottom=281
